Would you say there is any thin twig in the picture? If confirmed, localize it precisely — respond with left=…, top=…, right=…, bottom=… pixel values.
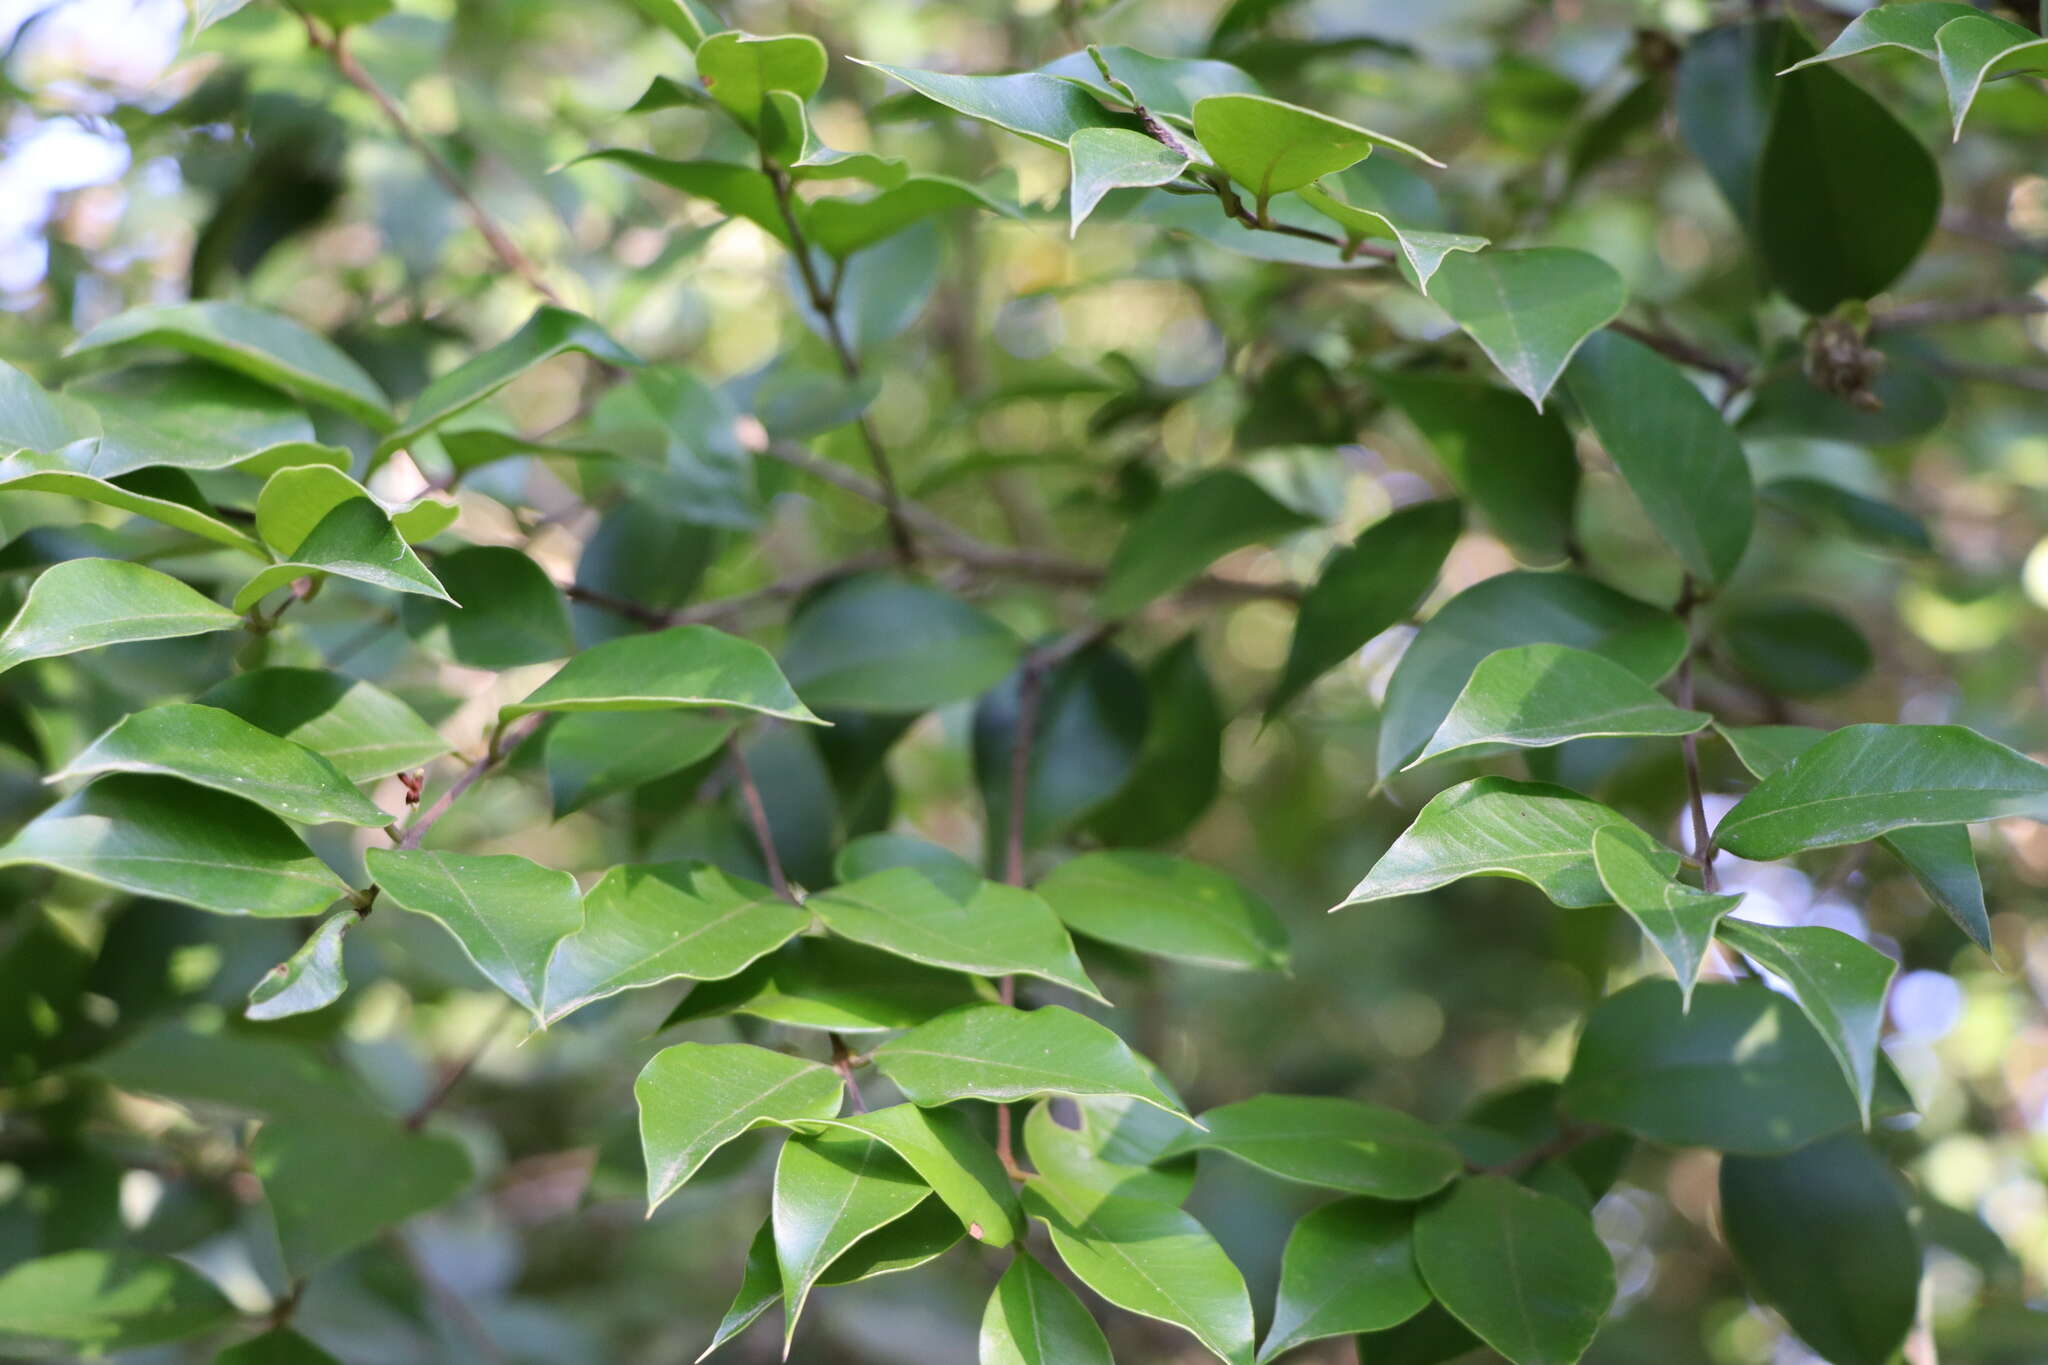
left=563, top=552, right=892, bottom=631
left=727, top=736, right=790, bottom=901
left=1920, top=356, right=2048, bottom=393
left=829, top=1033, right=868, bottom=1114
left=1674, top=577, right=1718, bottom=891
left=406, top=1000, right=510, bottom=1130
left=397, top=713, right=546, bottom=852
left=1608, top=319, right=1752, bottom=390
left=1471, top=1122, right=1606, bottom=1179
left=1872, top=295, right=2048, bottom=330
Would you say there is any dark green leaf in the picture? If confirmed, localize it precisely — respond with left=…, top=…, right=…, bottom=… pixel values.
left=1761, top=478, right=1932, bottom=556
left=544, top=710, right=733, bottom=816
left=401, top=545, right=574, bottom=669
left=1713, top=917, right=1898, bottom=1123
left=1413, top=1176, right=1613, bottom=1365
left=665, top=935, right=984, bottom=1034
left=781, top=574, right=1021, bottom=713
left=975, top=641, right=1148, bottom=850
left=981, top=1252, right=1114, bottom=1365
left=1258, top=1199, right=1428, bottom=1362
left=1096, top=469, right=1317, bottom=617
left=1035, top=849, right=1288, bottom=972
left=1720, top=597, right=1872, bottom=696
left=793, top=1103, right=1021, bottom=1248
left=854, top=62, right=1143, bottom=148
left=251, top=1110, right=471, bottom=1272
left=1086, top=635, right=1224, bottom=845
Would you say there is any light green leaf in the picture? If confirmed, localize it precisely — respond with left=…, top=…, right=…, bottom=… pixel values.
left=636, top=1042, right=846, bottom=1210
left=376, top=307, right=638, bottom=457
left=665, top=936, right=985, bottom=1034
left=364, top=848, right=582, bottom=1019
left=1067, top=128, right=1189, bottom=234
left=54, top=703, right=390, bottom=827
left=780, top=574, right=1021, bottom=713
left=0, top=1250, right=236, bottom=1357
left=772, top=1130, right=932, bottom=1344
left=1258, top=1199, right=1429, bottom=1362
left=66, top=301, right=391, bottom=429
left=624, top=0, right=712, bottom=49
left=1034, top=849, right=1288, bottom=972
left=1934, top=17, right=2048, bottom=139
left=1039, top=44, right=1264, bottom=123
left=1097, top=468, right=1317, bottom=617
left=1714, top=917, right=1898, bottom=1125
left=571, top=152, right=793, bottom=245
left=1375, top=570, right=1686, bottom=777
left=250, top=1110, right=471, bottom=1273
left=0, top=450, right=262, bottom=554
left=198, top=668, right=450, bottom=783
left=247, top=910, right=353, bottom=1020
left=0, top=774, right=349, bottom=917
left=1411, top=643, right=1710, bottom=768
left=1781, top=2, right=1992, bottom=68
left=806, top=174, right=1018, bottom=259
left=809, top=867, right=1103, bottom=1001
left=1337, top=777, right=1677, bottom=911
left=695, top=30, right=828, bottom=127
left=234, top=499, right=451, bottom=614
left=0, top=558, right=237, bottom=676
left=1193, top=94, right=1440, bottom=210
left=834, top=831, right=979, bottom=890
left=543, top=710, right=734, bottom=816
left=1413, top=1176, right=1614, bottom=1365
left=1591, top=825, right=1739, bottom=1009
left=1425, top=248, right=1627, bottom=408
left=539, top=861, right=804, bottom=1025
left=254, top=465, right=452, bottom=555
left=91, top=1021, right=378, bottom=1122
left=1024, top=1177, right=1256, bottom=1365
left=65, top=363, right=315, bottom=478
left=1162, top=1094, right=1461, bottom=1199
left=1023, top=1094, right=1199, bottom=1206
left=0, top=358, right=97, bottom=451
left=872, top=1003, right=1187, bottom=1117
left=794, top=1103, right=1021, bottom=1248
left=853, top=61, right=1143, bottom=148
left=981, top=1252, right=1114, bottom=1365
left=1295, top=182, right=1485, bottom=285
left=1268, top=499, right=1459, bottom=718
left=504, top=624, right=823, bottom=724
left=401, top=544, right=574, bottom=669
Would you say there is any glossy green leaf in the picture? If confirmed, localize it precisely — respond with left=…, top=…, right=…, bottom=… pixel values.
left=0, top=358, right=97, bottom=451
left=1564, top=330, right=1753, bottom=583
left=1194, top=94, right=1439, bottom=207
left=1714, top=917, right=1897, bottom=1124
left=1591, top=826, right=1738, bottom=1009
left=773, top=1130, right=932, bottom=1343
left=504, top=624, right=822, bottom=724
left=1034, top=849, right=1288, bottom=972
left=637, top=1041, right=846, bottom=1211
left=665, top=936, right=984, bottom=1034
left=1375, top=570, right=1686, bottom=777
left=1096, top=469, right=1317, bottom=617
left=364, top=848, right=582, bottom=1019
left=251, top=1110, right=471, bottom=1272
left=872, top=1003, right=1186, bottom=1116
left=1039, top=44, right=1264, bottom=123
left=0, top=558, right=237, bottom=675
left=0, top=774, right=348, bottom=916
left=695, top=30, right=827, bottom=127
left=539, top=861, right=803, bottom=1025
left=1337, top=777, right=1677, bottom=911
left=854, top=61, right=1143, bottom=148
left=1414, top=1176, right=1613, bottom=1365
left=806, top=174, right=1017, bottom=260
left=1269, top=499, right=1459, bottom=717
left=1412, top=643, right=1709, bottom=768
left=572, top=152, right=793, bottom=245
left=247, top=910, right=352, bottom=1020
left=1024, top=1091, right=1198, bottom=1205
left=400, top=544, right=574, bottom=669
left=198, top=668, right=450, bottom=783
left=780, top=574, right=1021, bottom=713
left=975, top=641, right=1148, bottom=848
left=1719, top=1135, right=1920, bottom=1365
left=1259, top=1199, right=1429, bottom=1362
left=1934, top=15, right=2048, bottom=138
left=251, top=461, right=455, bottom=544
left=376, top=307, right=638, bottom=457
left=795, top=1103, right=1021, bottom=1248
left=234, top=497, right=452, bottom=614
left=65, top=363, right=314, bottom=478
left=1561, top=979, right=1912, bottom=1153
left=0, top=450, right=262, bottom=554
left=1425, top=248, right=1626, bottom=407
left=1716, top=723, right=2048, bottom=860
left=981, top=1252, right=1114, bottom=1365
left=809, top=867, right=1103, bottom=1001
left=1295, top=183, right=1485, bottom=285
left=543, top=710, right=732, bottom=816
left=1720, top=597, right=1871, bottom=696
left=0, top=1250, right=236, bottom=1357
left=1761, top=477, right=1932, bottom=556
left=1781, top=2, right=1990, bottom=68
left=1163, top=1094, right=1461, bottom=1198
left=54, top=703, right=390, bottom=827
left=66, top=300, right=391, bottom=428
left=1067, top=127, right=1190, bottom=234
left=1024, top=1177, right=1256, bottom=1365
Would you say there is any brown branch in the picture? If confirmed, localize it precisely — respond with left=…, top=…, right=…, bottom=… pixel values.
left=1608, top=319, right=1751, bottom=390
left=1872, top=295, right=2048, bottom=330
left=1674, top=577, right=1718, bottom=892
left=829, top=1033, right=868, bottom=1114
left=1471, top=1122, right=1607, bottom=1179
left=1939, top=207, right=2048, bottom=259
left=397, top=713, right=545, bottom=852
left=727, top=736, right=790, bottom=901
left=562, top=551, right=893, bottom=631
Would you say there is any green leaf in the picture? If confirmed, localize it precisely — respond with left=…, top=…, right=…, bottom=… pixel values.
left=400, top=545, right=574, bottom=669
left=364, top=848, right=583, bottom=1019
left=809, top=867, right=1104, bottom=1001
left=794, top=1103, right=1022, bottom=1248
left=1716, top=723, right=2048, bottom=860
left=0, top=451, right=263, bottom=555
left=780, top=574, right=1021, bottom=713
left=53, top=703, right=390, bottom=827
left=234, top=498, right=452, bottom=614
left=92, top=1022, right=378, bottom=1122
left=853, top=61, right=1143, bottom=148
left=1425, top=248, right=1626, bottom=407
left=834, top=831, right=979, bottom=889
left=571, top=153, right=793, bottom=246
left=215, top=1327, right=345, bottom=1363
left=975, top=642, right=1148, bottom=848
left=1413, top=1176, right=1614, bottom=1365
left=1719, top=1135, right=1920, bottom=1365
left=1067, top=128, right=1190, bottom=234
left=376, top=307, right=638, bottom=458
left=981, top=1252, right=1114, bottom=1365
left=1411, top=643, right=1710, bottom=768
left=1761, top=477, right=1932, bottom=556
left=1269, top=500, right=1459, bottom=717
left=0, top=358, right=97, bottom=451
left=1561, top=979, right=1912, bottom=1153
left=1720, top=597, right=1871, bottom=696
left=1590, top=826, right=1738, bottom=1009
left=1294, top=183, right=1485, bottom=285
left=539, top=861, right=804, bottom=1025
left=504, top=624, right=823, bottom=724
left=250, top=1110, right=472, bottom=1273
left=1194, top=94, right=1440, bottom=209
left=1375, top=570, right=1686, bottom=778
left=872, top=1003, right=1187, bottom=1116
left=65, top=363, right=315, bottom=477
left=1039, top=44, right=1264, bottom=123
left=198, top=667, right=450, bottom=783
left=1085, top=634, right=1224, bottom=847
left=665, top=936, right=985, bottom=1034
left=772, top=1130, right=932, bottom=1344
left=1163, top=1094, right=1462, bottom=1198
left=695, top=30, right=828, bottom=127
left=624, top=0, right=713, bottom=48
left=1259, top=1199, right=1429, bottom=1362
left=247, top=910, right=352, bottom=1020
left=0, top=1250, right=236, bottom=1357
left=1097, top=469, right=1317, bottom=617
left=806, top=175, right=1018, bottom=259
left=0, top=558, right=237, bottom=675
left=1034, top=849, right=1288, bottom=972
left=1934, top=18, right=2048, bottom=139
left=1781, top=2, right=1990, bottom=68
left=0, top=774, right=349, bottom=916
left=1563, top=331, right=1753, bottom=584
left=1713, top=917, right=1897, bottom=1125
left=248, top=461, right=455, bottom=547
left=543, top=710, right=733, bottom=816
left=1337, top=777, right=1677, bottom=911
left=1024, top=1177, right=1256, bottom=1365
left=66, top=301, right=392, bottom=429
left=636, top=1042, right=846, bottom=1210
left=1023, top=1093, right=1199, bottom=1205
